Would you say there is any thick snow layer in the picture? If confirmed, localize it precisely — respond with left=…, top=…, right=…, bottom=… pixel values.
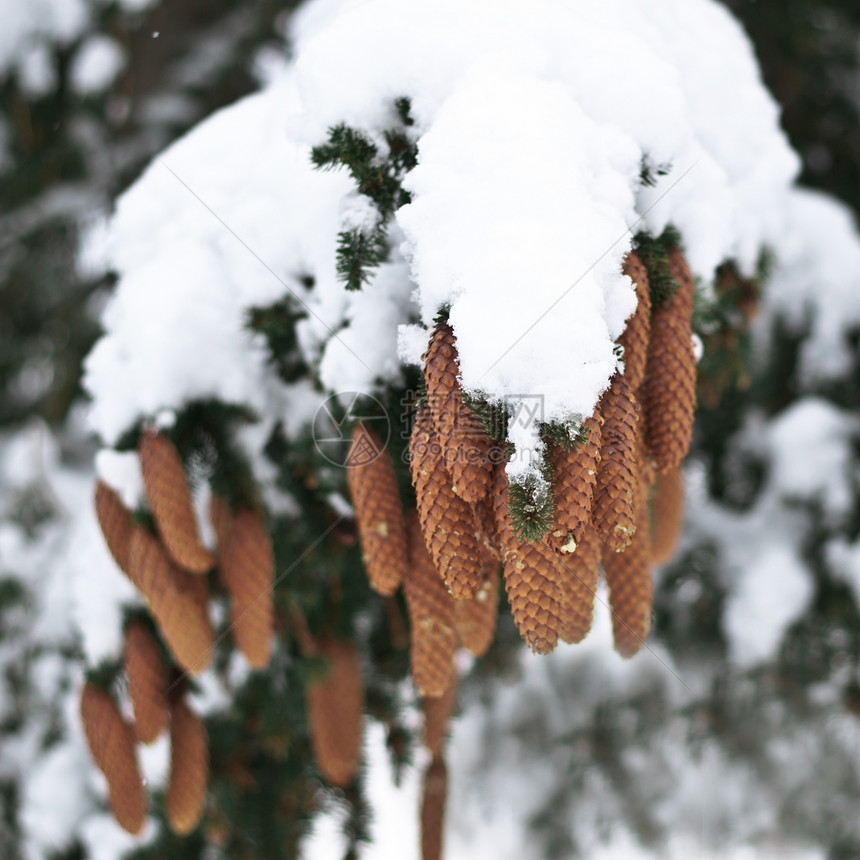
left=69, top=35, right=126, bottom=95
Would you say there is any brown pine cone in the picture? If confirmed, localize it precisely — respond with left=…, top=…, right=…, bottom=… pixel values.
left=422, top=677, right=457, bottom=757
left=423, top=322, right=494, bottom=503
left=593, top=375, right=640, bottom=553
left=166, top=696, right=209, bottom=836
left=139, top=430, right=215, bottom=574
left=346, top=422, right=409, bottom=596
left=651, top=466, right=685, bottom=565
left=124, top=622, right=169, bottom=744
left=80, top=682, right=146, bottom=835
left=618, top=250, right=653, bottom=394
left=556, top=523, right=600, bottom=644
left=126, top=526, right=214, bottom=675
left=642, top=247, right=697, bottom=473
left=471, top=494, right=502, bottom=561
left=547, top=414, right=602, bottom=556
left=421, top=754, right=448, bottom=860
left=404, top=511, right=458, bottom=698
left=410, top=406, right=484, bottom=598
left=217, top=507, right=275, bottom=669
left=95, top=480, right=134, bottom=574
left=306, top=638, right=364, bottom=787
left=453, top=567, right=498, bottom=657
left=493, top=465, right=563, bottom=654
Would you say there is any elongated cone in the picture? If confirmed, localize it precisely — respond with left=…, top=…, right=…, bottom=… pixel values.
left=80, top=682, right=146, bottom=835
left=166, top=696, right=209, bottom=836
left=651, top=466, right=685, bottom=565
left=346, top=422, right=409, bottom=596
left=618, top=251, right=652, bottom=394
left=410, top=407, right=484, bottom=598
left=139, top=430, right=215, bottom=574
left=493, top=465, right=563, bottom=654
left=471, top=494, right=502, bottom=561
left=126, top=526, right=214, bottom=674
left=306, top=638, right=364, bottom=787
left=556, top=524, right=600, bottom=644
left=593, top=375, right=639, bottom=553
left=124, top=622, right=169, bottom=743
left=218, top=507, right=274, bottom=668
left=453, top=568, right=498, bottom=657
left=548, top=415, right=602, bottom=556
left=424, top=322, right=495, bottom=503
left=95, top=480, right=134, bottom=573
left=421, top=754, right=447, bottom=860
left=642, top=247, right=697, bottom=473
left=422, top=677, right=457, bottom=757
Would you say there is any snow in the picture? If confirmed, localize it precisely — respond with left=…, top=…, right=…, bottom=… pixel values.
left=69, top=35, right=126, bottom=96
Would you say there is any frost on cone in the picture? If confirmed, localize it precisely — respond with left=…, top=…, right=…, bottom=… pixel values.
left=124, top=621, right=169, bottom=744
left=423, top=321, right=494, bottom=504
left=593, top=375, right=640, bottom=553
left=642, top=246, right=697, bottom=473
left=80, top=682, right=146, bottom=835
left=409, top=406, right=484, bottom=598
left=420, top=754, right=447, bottom=860
left=493, top=465, right=563, bottom=654
left=217, top=507, right=275, bottom=669
left=556, top=524, right=600, bottom=644
left=618, top=251, right=653, bottom=394
left=126, top=526, right=214, bottom=675
left=306, top=638, right=364, bottom=787
left=346, top=421, right=409, bottom=596
left=404, top=511, right=458, bottom=698
left=453, top=568, right=498, bottom=657
left=422, top=677, right=457, bottom=758
left=651, top=466, right=685, bottom=566
left=166, top=696, right=209, bottom=836
left=139, top=430, right=215, bottom=574
left=95, top=480, right=134, bottom=574
left=547, top=414, right=603, bottom=556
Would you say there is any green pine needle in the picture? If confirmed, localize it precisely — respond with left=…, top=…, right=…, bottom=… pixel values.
left=507, top=474, right=554, bottom=543
left=336, top=227, right=390, bottom=291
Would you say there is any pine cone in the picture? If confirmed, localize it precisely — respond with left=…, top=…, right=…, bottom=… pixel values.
left=404, top=511, right=458, bottom=698
left=618, top=250, right=652, bottom=394
left=642, top=247, right=697, bottom=473
left=547, top=415, right=602, bottom=555
left=556, top=523, right=600, bottom=644
left=124, top=622, right=169, bottom=744
left=126, top=526, right=214, bottom=675
left=593, top=375, right=639, bottom=553
left=423, top=322, right=494, bottom=503
left=95, top=480, right=134, bottom=574
left=422, top=677, right=457, bottom=757
left=346, top=422, right=409, bottom=596
left=493, top=465, right=563, bottom=654
left=139, top=430, right=215, bottom=574
left=166, top=696, right=209, bottom=836
left=217, top=507, right=275, bottom=669
left=80, top=682, right=146, bottom=835
left=410, top=406, right=484, bottom=598
left=453, top=568, right=498, bottom=657
left=306, top=638, right=364, bottom=787
left=471, top=494, right=502, bottom=561
left=651, top=466, right=685, bottom=565
left=421, top=754, right=448, bottom=860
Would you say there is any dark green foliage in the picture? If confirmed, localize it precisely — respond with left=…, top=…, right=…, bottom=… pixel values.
left=507, top=471, right=554, bottom=543
left=639, top=157, right=672, bottom=188
left=246, top=298, right=309, bottom=383
left=541, top=419, right=591, bottom=454
left=633, top=226, right=683, bottom=307
left=336, top=227, right=391, bottom=292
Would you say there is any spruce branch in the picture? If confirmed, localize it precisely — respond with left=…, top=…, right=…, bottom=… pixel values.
left=634, top=226, right=683, bottom=307
left=336, top=226, right=390, bottom=291
left=507, top=470, right=555, bottom=543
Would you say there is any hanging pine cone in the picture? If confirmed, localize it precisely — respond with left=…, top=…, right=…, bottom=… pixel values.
left=95, top=480, right=134, bottom=574
left=592, top=374, right=639, bottom=553
left=420, top=754, right=448, bottom=860
left=423, top=321, right=494, bottom=504
left=124, top=621, right=169, bottom=744
left=404, top=511, right=458, bottom=698
left=165, top=695, right=209, bottom=836
left=618, top=250, right=653, bottom=394
left=642, top=246, right=697, bottom=473
left=217, top=507, right=275, bottom=669
left=305, top=638, right=364, bottom=787
left=493, top=464, right=563, bottom=654
left=471, top=494, right=502, bottom=561
left=346, top=421, right=409, bottom=597
left=453, top=568, right=498, bottom=657
left=651, top=466, right=685, bottom=565
left=80, top=682, right=147, bottom=835
left=139, top=430, right=215, bottom=574
left=547, top=414, right=602, bottom=556
left=410, top=406, right=484, bottom=598
left=126, top=526, right=214, bottom=675
left=422, top=677, right=457, bottom=758
left=556, top=523, right=600, bottom=644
